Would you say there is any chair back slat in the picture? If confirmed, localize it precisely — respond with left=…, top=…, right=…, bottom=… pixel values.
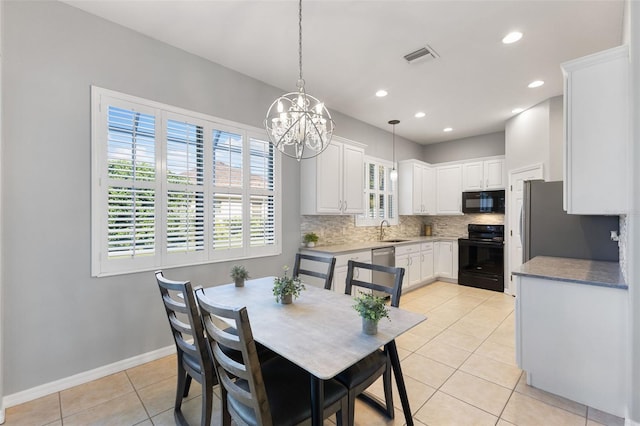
left=345, top=260, right=405, bottom=307
left=197, top=291, right=273, bottom=425
left=293, top=253, right=336, bottom=290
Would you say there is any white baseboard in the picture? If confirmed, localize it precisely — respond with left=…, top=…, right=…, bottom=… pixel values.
left=2, top=345, right=176, bottom=409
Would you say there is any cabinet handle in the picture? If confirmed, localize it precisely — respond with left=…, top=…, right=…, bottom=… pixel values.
left=338, top=200, right=343, bottom=211
left=344, top=201, right=348, bottom=211
left=486, top=178, right=488, bottom=188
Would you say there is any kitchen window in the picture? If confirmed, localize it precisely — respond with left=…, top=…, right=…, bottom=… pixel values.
left=355, top=157, right=398, bottom=227
left=91, top=87, right=281, bottom=277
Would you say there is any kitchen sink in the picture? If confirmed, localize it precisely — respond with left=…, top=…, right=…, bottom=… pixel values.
left=381, top=239, right=409, bottom=243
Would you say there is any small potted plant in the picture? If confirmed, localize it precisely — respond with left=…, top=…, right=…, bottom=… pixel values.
left=273, top=265, right=305, bottom=304
left=353, top=292, right=390, bottom=335
left=230, top=265, right=249, bottom=287
left=303, top=232, right=319, bottom=248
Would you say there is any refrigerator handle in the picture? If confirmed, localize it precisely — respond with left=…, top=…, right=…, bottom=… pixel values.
left=519, top=205, right=524, bottom=246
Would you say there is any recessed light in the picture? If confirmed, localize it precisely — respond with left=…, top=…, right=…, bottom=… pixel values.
left=512, top=108, right=524, bottom=114
left=415, top=112, right=426, bottom=118
left=528, top=80, right=544, bottom=88
left=502, top=31, right=523, bottom=44
left=376, top=90, right=388, bottom=97
left=443, top=127, right=453, bottom=132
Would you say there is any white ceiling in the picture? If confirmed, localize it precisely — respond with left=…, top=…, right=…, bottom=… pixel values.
left=62, top=0, right=625, bottom=145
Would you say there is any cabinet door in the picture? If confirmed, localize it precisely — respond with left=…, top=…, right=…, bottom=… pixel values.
left=420, top=245, right=434, bottom=281
left=315, top=142, right=343, bottom=213
left=342, top=144, right=364, bottom=214
left=422, top=166, right=436, bottom=215
left=484, top=159, right=505, bottom=190
left=436, top=241, right=453, bottom=278
left=333, top=266, right=347, bottom=295
left=408, top=252, right=422, bottom=287
left=436, top=165, right=462, bottom=215
left=395, top=254, right=410, bottom=289
left=462, top=162, right=484, bottom=191
left=563, top=46, right=629, bottom=214
left=412, top=163, right=424, bottom=214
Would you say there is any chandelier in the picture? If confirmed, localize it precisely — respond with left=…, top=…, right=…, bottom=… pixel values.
left=265, top=0, right=334, bottom=161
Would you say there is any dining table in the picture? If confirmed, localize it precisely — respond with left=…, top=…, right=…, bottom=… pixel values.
left=199, top=276, right=426, bottom=426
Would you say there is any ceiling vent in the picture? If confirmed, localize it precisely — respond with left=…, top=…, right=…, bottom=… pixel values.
left=403, top=45, right=440, bottom=63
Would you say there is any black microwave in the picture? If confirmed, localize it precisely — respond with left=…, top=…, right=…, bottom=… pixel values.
left=462, top=190, right=505, bottom=214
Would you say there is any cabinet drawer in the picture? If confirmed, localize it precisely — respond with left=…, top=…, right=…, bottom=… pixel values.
left=335, top=250, right=372, bottom=268
left=395, top=244, right=421, bottom=256
left=421, top=242, right=434, bottom=252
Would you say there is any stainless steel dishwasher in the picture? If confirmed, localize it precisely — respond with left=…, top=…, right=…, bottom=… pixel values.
left=371, top=246, right=395, bottom=296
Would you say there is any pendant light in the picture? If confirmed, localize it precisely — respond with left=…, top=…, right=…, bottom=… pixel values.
left=389, top=120, right=400, bottom=182
left=264, top=0, right=335, bottom=161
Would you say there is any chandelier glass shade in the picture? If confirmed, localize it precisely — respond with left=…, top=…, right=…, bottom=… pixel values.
left=264, top=0, right=334, bottom=161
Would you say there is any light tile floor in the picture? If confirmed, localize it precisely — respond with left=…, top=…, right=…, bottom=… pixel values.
left=4, top=281, right=626, bottom=426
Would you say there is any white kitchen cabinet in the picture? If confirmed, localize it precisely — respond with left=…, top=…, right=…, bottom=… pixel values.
left=516, top=275, right=627, bottom=416
left=562, top=45, right=629, bottom=215
left=395, top=244, right=421, bottom=290
left=398, top=160, right=435, bottom=215
left=301, top=137, right=365, bottom=215
left=436, top=164, right=462, bottom=215
left=435, top=240, right=458, bottom=279
left=462, top=159, right=505, bottom=191
left=420, top=242, right=434, bottom=282
left=332, top=250, right=371, bottom=295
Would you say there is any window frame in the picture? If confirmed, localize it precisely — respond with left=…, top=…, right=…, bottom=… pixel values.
left=355, top=156, right=398, bottom=227
left=91, top=86, right=281, bottom=277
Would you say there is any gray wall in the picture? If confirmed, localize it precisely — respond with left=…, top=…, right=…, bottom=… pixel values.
left=330, top=110, right=424, bottom=162
left=422, top=131, right=505, bottom=164
left=0, top=1, right=426, bottom=395
left=505, top=96, right=563, bottom=181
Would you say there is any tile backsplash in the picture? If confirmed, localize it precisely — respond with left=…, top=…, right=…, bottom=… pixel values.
left=300, top=214, right=504, bottom=246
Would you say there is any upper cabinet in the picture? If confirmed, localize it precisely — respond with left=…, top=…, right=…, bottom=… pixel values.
left=301, top=137, right=365, bottom=215
left=562, top=45, right=629, bottom=215
left=436, top=164, right=463, bottom=215
left=462, top=159, right=505, bottom=191
left=398, top=160, right=435, bottom=215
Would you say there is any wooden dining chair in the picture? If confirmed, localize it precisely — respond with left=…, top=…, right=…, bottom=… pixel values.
left=155, top=271, right=216, bottom=426
left=337, top=260, right=405, bottom=424
left=196, top=290, right=349, bottom=426
left=293, top=252, right=336, bottom=290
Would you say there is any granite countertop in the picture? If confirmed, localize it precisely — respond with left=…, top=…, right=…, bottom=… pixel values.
left=302, top=235, right=463, bottom=255
left=512, top=256, right=627, bottom=290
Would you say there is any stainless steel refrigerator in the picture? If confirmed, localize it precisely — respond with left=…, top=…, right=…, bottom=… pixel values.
left=522, top=180, right=619, bottom=262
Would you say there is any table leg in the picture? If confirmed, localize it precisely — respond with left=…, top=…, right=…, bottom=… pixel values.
left=387, top=340, right=413, bottom=426
left=310, top=375, right=324, bottom=426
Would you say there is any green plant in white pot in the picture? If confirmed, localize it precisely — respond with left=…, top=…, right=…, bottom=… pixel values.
left=230, top=265, right=249, bottom=287
left=273, top=266, right=305, bottom=304
left=303, top=232, right=319, bottom=247
left=353, top=292, right=390, bottom=335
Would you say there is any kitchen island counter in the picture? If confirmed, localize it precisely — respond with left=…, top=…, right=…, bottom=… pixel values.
left=512, top=255, right=626, bottom=290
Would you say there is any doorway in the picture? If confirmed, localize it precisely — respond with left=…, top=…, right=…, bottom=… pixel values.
left=506, top=164, right=543, bottom=294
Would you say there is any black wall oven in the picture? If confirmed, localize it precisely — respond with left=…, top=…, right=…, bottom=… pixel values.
left=458, top=224, right=504, bottom=292
left=462, top=190, right=505, bottom=214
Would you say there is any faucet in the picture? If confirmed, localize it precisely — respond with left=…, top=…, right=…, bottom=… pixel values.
left=379, top=220, right=390, bottom=241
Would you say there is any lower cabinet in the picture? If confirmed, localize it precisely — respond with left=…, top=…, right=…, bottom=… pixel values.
left=395, top=244, right=421, bottom=290
left=420, top=242, right=434, bottom=281
left=332, top=250, right=372, bottom=295
left=435, top=240, right=458, bottom=279
left=516, top=275, right=627, bottom=416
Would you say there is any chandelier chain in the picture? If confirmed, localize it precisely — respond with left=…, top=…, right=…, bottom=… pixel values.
left=298, top=0, right=303, bottom=83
